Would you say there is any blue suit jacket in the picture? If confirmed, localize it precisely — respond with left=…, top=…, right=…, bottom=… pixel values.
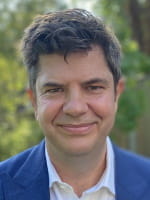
left=0, top=140, right=150, bottom=200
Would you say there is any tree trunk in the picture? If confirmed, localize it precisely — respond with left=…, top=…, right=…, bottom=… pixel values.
left=127, top=0, right=150, bottom=55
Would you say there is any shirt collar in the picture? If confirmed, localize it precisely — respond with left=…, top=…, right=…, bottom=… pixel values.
left=45, top=146, right=61, bottom=187
left=45, top=137, right=115, bottom=195
left=97, top=137, right=115, bottom=194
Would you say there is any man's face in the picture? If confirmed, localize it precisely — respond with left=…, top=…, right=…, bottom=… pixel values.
left=30, top=46, right=123, bottom=157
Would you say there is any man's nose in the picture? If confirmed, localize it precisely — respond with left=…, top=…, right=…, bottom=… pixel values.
left=63, top=90, right=88, bottom=117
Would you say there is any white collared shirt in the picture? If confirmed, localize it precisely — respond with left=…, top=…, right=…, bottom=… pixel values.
left=45, top=137, right=115, bottom=200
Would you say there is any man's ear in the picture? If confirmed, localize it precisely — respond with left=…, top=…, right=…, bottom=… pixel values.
left=26, top=89, right=38, bottom=120
left=26, top=89, right=37, bottom=108
left=115, top=77, right=125, bottom=102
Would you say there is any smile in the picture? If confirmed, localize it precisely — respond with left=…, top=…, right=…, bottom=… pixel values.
left=58, top=123, right=96, bottom=135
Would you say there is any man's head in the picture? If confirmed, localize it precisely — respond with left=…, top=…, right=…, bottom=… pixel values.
left=21, top=8, right=122, bottom=92
left=21, top=8, right=124, bottom=158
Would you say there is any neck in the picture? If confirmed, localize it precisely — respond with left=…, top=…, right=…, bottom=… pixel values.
left=46, top=141, right=107, bottom=197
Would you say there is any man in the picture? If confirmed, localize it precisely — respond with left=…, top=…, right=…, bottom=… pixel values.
left=0, top=8, right=150, bottom=200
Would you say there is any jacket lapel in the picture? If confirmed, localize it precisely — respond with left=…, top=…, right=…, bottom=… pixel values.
left=3, top=140, right=50, bottom=200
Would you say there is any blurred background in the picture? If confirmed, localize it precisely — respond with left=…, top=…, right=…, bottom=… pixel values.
left=0, top=0, right=150, bottom=161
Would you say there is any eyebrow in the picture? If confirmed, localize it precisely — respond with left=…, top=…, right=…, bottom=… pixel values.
left=41, top=82, right=64, bottom=89
left=82, top=78, right=110, bottom=86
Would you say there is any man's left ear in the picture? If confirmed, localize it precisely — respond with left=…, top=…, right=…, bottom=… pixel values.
left=115, top=77, right=125, bottom=102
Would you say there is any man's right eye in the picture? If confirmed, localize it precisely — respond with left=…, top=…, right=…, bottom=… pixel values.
left=45, top=88, right=64, bottom=94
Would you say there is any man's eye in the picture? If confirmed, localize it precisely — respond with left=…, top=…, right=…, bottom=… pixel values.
left=87, top=85, right=104, bottom=91
left=45, top=88, right=64, bottom=93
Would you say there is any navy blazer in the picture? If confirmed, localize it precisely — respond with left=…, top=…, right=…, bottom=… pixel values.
left=0, top=140, right=150, bottom=200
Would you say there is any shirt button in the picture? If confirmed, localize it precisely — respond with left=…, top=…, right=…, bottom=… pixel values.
left=58, top=183, right=67, bottom=190
left=60, top=185, right=65, bottom=189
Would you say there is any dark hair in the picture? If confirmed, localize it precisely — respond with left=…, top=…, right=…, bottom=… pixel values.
left=21, top=8, right=122, bottom=91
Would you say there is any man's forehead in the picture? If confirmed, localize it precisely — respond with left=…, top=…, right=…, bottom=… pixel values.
left=38, top=45, right=105, bottom=64
left=36, top=45, right=112, bottom=83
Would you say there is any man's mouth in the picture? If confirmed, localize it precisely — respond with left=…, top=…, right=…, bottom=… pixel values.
left=58, top=122, right=96, bottom=135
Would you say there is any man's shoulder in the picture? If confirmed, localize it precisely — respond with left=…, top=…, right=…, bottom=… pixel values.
left=0, top=146, right=35, bottom=175
left=114, top=144, right=150, bottom=175
left=114, top=144, right=150, bottom=199
left=115, top=144, right=150, bottom=162
left=0, top=140, right=45, bottom=177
